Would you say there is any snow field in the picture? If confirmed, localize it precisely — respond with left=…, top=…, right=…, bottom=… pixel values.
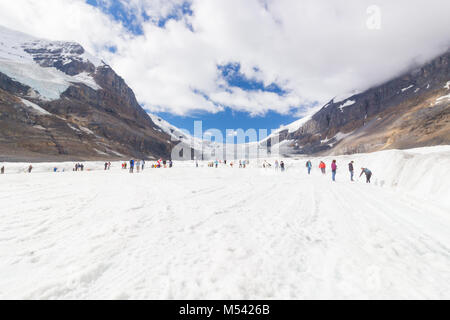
left=0, top=146, right=449, bottom=299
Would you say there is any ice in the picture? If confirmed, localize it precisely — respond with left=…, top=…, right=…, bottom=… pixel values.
left=339, top=100, right=356, bottom=112
left=435, top=94, right=450, bottom=104
left=321, top=131, right=354, bottom=144
left=0, top=146, right=449, bottom=299
left=401, top=85, right=414, bottom=92
left=333, top=90, right=361, bottom=104
left=20, top=98, right=51, bottom=115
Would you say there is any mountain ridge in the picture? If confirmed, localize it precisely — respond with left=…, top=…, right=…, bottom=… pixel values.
left=0, top=25, right=174, bottom=161
left=265, top=49, right=450, bottom=156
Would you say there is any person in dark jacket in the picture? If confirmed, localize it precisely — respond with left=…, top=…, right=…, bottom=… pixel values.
left=130, top=159, right=135, bottom=173
left=360, top=168, right=372, bottom=183
left=280, top=161, right=285, bottom=172
left=348, top=161, right=354, bottom=181
left=1, top=166, right=4, bottom=174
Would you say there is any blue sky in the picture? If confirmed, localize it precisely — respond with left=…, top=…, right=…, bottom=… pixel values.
left=85, top=0, right=303, bottom=140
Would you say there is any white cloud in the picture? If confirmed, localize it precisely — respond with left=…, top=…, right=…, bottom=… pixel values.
left=0, top=0, right=449, bottom=116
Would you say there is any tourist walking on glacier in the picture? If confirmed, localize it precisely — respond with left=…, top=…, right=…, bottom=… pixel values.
left=142, top=160, right=145, bottom=171
left=275, top=160, right=279, bottom=171
left=1, top=166, right=4, bottom=174
left=28, top=165, right=33, bottom=173
left=348, top=161, right=355, bottom=181
left=280, top=161, right=285, bottom=172
left=129, top=159, right=135, bottom=173
left=360, top=168, right=373, bottom=183
left=331, top=160, right=337, bottom=182
left=306, top=160, right=312, bottom=175
left=319, top=161, right=326, bottom=174
left=136, top=160, right=141, bottom=173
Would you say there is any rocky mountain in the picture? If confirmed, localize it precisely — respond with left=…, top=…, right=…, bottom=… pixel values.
left=0, top=26, right=174, bottom=161
left=268, top=50, right=450, bottom=156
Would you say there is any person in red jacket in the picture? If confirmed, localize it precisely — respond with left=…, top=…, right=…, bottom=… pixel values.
left=319, top=161, right=326, bottom=174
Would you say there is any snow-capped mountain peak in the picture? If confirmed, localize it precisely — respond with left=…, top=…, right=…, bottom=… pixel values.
left=0, top=25, right=102, bottom=100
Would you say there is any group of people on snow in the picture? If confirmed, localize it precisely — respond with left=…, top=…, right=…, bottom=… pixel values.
left=273, top=160, right=285, bottom=171
left=125, top=159, right=173, bottom=173
left=204, top=159, right=251, bottom=168
left=74, top=163, right=84, bottom=171
left=306, top=159, right=372, bottom=183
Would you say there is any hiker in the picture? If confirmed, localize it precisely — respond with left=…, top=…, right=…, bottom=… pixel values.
left=28, top=165, right=33, bottom=173
left=196, top=161, right=199, bottom=168
left=130, top=159, right=135, bottom=173
left=360, top=168, right=373, bottom=183
left=104, top=162, right=108, bottom=171
left=169, top=160, right=173, bottom=168
left=1, top=166, right=4, bottom=174
left=142, top=160, right=145, bottom=171
left=80, top=164, right=84, bottom=171
left=306, top=160, right=312, bottom=175
left=331, top=160, right=337, bottom=182
left=280, top=161, right=285, bottom=172
left=136, top=160, right=141, bottom=173
left=348, top=161, right=355, bottom=181
left=275, top=160, right=279, bottom=171
left=319, top=161, right=326, bottom=174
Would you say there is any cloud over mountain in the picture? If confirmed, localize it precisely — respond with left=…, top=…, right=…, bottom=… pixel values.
left=0, top=0, right=449, bottom=116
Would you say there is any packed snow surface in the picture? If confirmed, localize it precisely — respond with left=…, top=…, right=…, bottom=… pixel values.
left=0, top=146, right=449, bottom=299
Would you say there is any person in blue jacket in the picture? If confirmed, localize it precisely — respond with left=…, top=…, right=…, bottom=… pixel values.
left=360, top=167, right=372, bottom=183
left=306, top=160, right=312, bottom=175
left=129, top=159, right=135, bottom=173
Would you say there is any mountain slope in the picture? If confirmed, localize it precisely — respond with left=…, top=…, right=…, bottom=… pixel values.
left=267, top=50, right=450, bottom=156
left=0, top=26, right=173, bottom=161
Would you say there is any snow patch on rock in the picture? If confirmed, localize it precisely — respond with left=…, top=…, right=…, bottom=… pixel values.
left=401, top=85, right=414, bottom=92
left=339, top=100, right=356, bottom=112
left=20, top=98, right=51, bottom=115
